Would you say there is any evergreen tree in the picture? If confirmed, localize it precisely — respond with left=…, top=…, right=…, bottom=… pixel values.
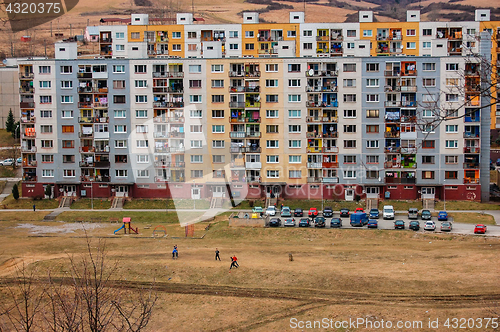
left=12, top=184, right=19, bottom=200
left=45, top=184, right=52, bottom=199
left=5, top=109, right=14, bottom=133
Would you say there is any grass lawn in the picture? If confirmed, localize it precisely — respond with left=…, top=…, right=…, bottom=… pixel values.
left=378, top=200, right=422, bottom=211
left=70, top=198, right=112, bottom=209
left=0, top=181, right=6, bottom=194
left=124, top=199, right=211, bottom=210
left=435, top=200, right=500, bottom=210
left=55, top=211, right=204, bottom=223
left=275, top=200, right=365, bottom=211
left=0, top=167, right=17, bottom=178
left=0, top=211, right=48, bottom=221
left=449, top=212, right=496, bottom=225
left=1, top=195, right=59, bottom=209
left=0, top=129, right=17, bottom=147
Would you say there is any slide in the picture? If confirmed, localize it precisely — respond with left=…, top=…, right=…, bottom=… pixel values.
left=113, top=224, right=125, bottom=234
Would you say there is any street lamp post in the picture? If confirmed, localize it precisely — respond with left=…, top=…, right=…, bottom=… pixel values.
left=443, top=179, right=446, bottom=211
left=193, top=180, right=196, bottom=210
left=90, top=179, right=93, bottom=210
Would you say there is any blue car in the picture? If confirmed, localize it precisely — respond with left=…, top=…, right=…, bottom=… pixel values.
left=438, top=211, right=448, bottom=221
left=367, top=219, right=378, bottom=228
left=369, top=208, right=379, bottom=219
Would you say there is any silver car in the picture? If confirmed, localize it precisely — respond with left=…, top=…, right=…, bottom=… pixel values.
left=424, top=221, right=436, bottom=231
left=440, top=222, right=452, bottom=232
left=284, top=218, right=296, bottom=227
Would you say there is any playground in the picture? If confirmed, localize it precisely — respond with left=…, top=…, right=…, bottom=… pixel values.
left=1, top=215, right=500, bottom=331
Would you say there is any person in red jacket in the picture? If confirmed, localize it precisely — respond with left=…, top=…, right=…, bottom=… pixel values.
left=230, top=255, right=239, bottom=269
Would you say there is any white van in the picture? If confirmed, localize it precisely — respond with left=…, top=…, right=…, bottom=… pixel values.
left=383, top=205, right=395, bottom=220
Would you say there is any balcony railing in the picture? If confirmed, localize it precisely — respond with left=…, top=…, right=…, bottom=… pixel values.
left=385, top=147, right=401, bottom=153
left=307, top=177, right=321, bottom=183
left=229, top=102, right=245, bottom=108
left=229, top=71, right=245, bottom=77
left=229, top=132, right=245, bottom=138
left=79, top=146, right=95, bottom=153
left=384, top=101, right=401, bottom=107
left=20, top=102, right=35, bottom=108
left=22, top=176, right=37, bottom=182
left=463, top=147, right=480, bottom=153
left=305, top=70, right=338, bottom=77
left=245, top=177, right=261, bottom=183
left=22, top=161, right=37, bottom=167
left=154, top=161, right=185, bottom=168
left=78, top=117, right=93, bottom=123
left=384, top=70, right=401, bottom=77
left=401, top=101, right=417, bottom=107
left=152, top=72, right=184, bottom=78
left=322, top=177, right=339, bottom=183
left=77, top=72, right=93, bottom=79
left=21, top=146, right=36, bottom=153
left=323, top=132, right=338, bottom=139
left=307, top=147, right=322, bottom=153
left=323, top=146, right=339, bottom=153
left=464, top=178, right=480, bottom=184
left=95, top=161, right=111, bottom=168
left=21, top=132, right=36, bottom=138
left=400, top=86, right=417, bottom=92
left=79, top=161, right=95, bottom=167
left=384, top=161, right=401, bottom=168
left=401, top=70, right=417, bottom=76
left=19, top=73, right=34, bottom=79
left=463, top=132, right=480, bottom=138
left=169, top=132, right=185, bottom=138
left=401, top=147, right=417, bottom=154
left=245, top=102, right=261, bottom=108
left=229, top=117, right=261, bottom=123
left=78, top=102, right=93, bottom=108
left=95, top=147, right=110, bottom=153
left=21, top=117, right=36, bottom=123
left=306, top=132, right=322, bottom=138
left=95, top=176, right=111, bottom=183
left=243, top=146, right=261, bottom=153
left=153, top=101, right=184, bottom=108
left=230, top=161, right=245, bottom=168
left=463, top=162, right=480, bottom=169
left=384, top=132, right=400, bottom=138
left=306, top=116, right=322, bottom=123
left=19, top=87, right=34, bottom=94
left=307, top=162, right=322, bottom=168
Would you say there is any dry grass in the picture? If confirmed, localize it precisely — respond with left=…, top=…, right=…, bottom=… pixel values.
left=0, top=217, right=499, bottom=331
left=435, top=200, right=500, bottom=211
left=449, top=212, right=496, bottom=225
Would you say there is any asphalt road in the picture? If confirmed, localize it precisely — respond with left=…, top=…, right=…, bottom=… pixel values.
left=269, top=212, right=500, bottom=236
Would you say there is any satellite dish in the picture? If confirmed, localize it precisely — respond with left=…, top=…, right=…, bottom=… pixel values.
left=2, top=59, right=7, bottom=65
left=308, top=69, right=314, bottom=76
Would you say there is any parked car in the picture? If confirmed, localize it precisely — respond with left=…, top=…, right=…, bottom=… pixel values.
left=284, top=218, right=296, bottom=227
left=16, top=157, right=22, bottom=165
left=424, top=221, right=436, bottom=231
left=394, top=220, right=405, bottom=229
left=323, top=206, right=333, bottom=218
left=339, top=208, right=349, bottom=218
left=408, top=208, right=419, bottom=219
left=383, top=205, right=395, bottom=220
left=252, top=207, right=263, bottom=214
left=438, top=211, right=448, bottom=221
left=350, top=212, right=368, bottom=227
left=496, top=158, right=500, bottom=166
left=0, top=158, right=14, bottom=166
left=281, top=206, right=292, bottom=217
left=367, top=219, right=378, bottom=228
left=474, top=224, right=487, bottom=234
left=314, top=217, right=326, bottom=228
left=294, top=208, right=303, bottom=217
left=308, top=208, right=318, bottom=217
left=355, top=207, right=364, bottom=213
left=266, top=206, right=276, bottom=216
left=330, top=218, right=342, bottom=228
left=369, top=208, right=379, bottom=219
left=421, top=210, right=432, bottom=220
left=440, top=221, right=452, bottom=232
left=298, top=218, right=310, bottom=227
left=269, top=218, right=281, bottom=227
left=409, top=221, right=420, bottom=231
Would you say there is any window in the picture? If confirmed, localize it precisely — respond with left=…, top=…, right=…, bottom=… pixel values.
left=113, top=80, right=125, bottom=89
left=266, top=79, right=278, bottom=87
left=366, top=155, right=379, bottom=164
left=172, top=44, right=181, bottom=51
left=135, top=95, right=147, bottom=103
left=61, top=96, right=73, bottom=103
left=343, top=170, right=356, bottom=179
left=445, top=155, right=458, bottom=164
left=422, top=124, right=435, bottom=133
left=267, top=170, right=279, bottom=178
left=422, top=94, right=437, bottom=103
left=211, top=79, right=224, bottom=88
left=266, top=95, right=278, bottom=103
left=266, top=64, right=278, bottom=72
left=289, top=170, right=301, bottom=179
left=446, top=94, right=459, bottom=102
left=343, top=94, right=356, bottom=102
left=288, top=125, right=301, bottom=133
left=212, top=140, right=225, bottom=148
left=245, top=31, right=254, bottom=38
left=422, top=63, right=436, bottom=71
left=366, top=125, right=379, bottom=133
left=366, top=79, right=379, bottom=87
left=212, top=125, right=224, bottom=133
left=189, top=65, right=201, bottom=73
left=114, top=125, right=127, bottom=133
left=229, top=43, right=239, bottom=50
left=211, top=64, right=224, bottom=73
left=212, top=95, right=224, bottom=103
left=347, top=30, right=356, bottom=37
left=288, top=64, right=301, bottom=72
left=61, top=140, right=73, bottom=148
left=343, top=125, right=356, bottom=133
left=406, top=29, right=416, bottom=36
left=288, top=95, right=301, bottom=102
left=422, top=156, right=435, bottom=164
left=422, top=140, right=435, bottom=148
left=266, top=140, right=279, bottom=148
left=135, top=80, right=147, bottom=88
left=446, top=78, right=459, bottom=86
left=61, top=125, right=73, bottom=133
left=366, top=94, right=379, bottom=102
left=423, top=28, right=432, bottom=36
left=41, top=155, right=54, bottom=163
left=61, top=81, right=72, bottom=89
left=39, top=81, right=51, bottom=88
left=115, top=32, right=124, bottom=39
left=191, top=170, right=203, bottom=178
left=61, top=110, right=73, bottom=118
left=136, top=140, right=149, bottom=148
left=187, top=31, right=197, bottom=39
left=366, top=139, right=379, bottom=148
left=423, top=41, right=431, bottom=49
left=135, top=110, right=147, bottom=118
left=422, top=78, right=436, bottom=87
left=344, top=140, right=356, bottom=148
left=211, top=110, right=224, bottom=118
left=445, top=171, right=458, bottom=180
left=287, top=30, right=296, bottom=37
left=212, top=155, right=225, bottom=163
left=172, top=31, right=181, bottom=39
left=188, top=80, right=202, bottom=88
left=303, top=30, right=312, bottom=36
left=406, top=42, right=416, bottom=49
left=363, top=30, right=372, bottom=37
left=40, top=125, right=53, bottom=133
left=366, top=109, right=379, bottom=118
left=115, top=140, right=127, bottom=148
left=343, top=79, right=356, bottom=87
left=113, top=65, right=125, bottom=73
left=177, top=110, right=195, bottom=120
left=422, top=110, right=435, bottom=118
left=445, top=125, right=459, bottom=133
left=289, top=155, right=301, bottom=163
left=422, top=171, right=435, bottom=179
left=136, top=155, right=149, bottom=163
left=39, top=66, right=50, bottom=74
left=136, top=125, right=148, bottom=133
left=131, top=32, right=140, bottom=39
left=191, top=140, right=203, bottom=148
left=343, top=109, right=356, bottom=118
left=289, top=140, right=301, bottom=148
left=115, top=169, right=128, bottom=177
left=446, top=63, right=459, bottom=71
left=266, top=110, right=279, bottom=118
left=190, top=125, right=202, bottom=133
left=42, top=169, right=54, bottom=177
left=191, top=155, right=203, bottom=163
left=229, top=31, right=238, bottom=38
left=343, top=63, right=356, bottom=72
left=40, top=96, right=52, bottom=104
left=136, top=170, right=149, bottom=178
left=303, top=43, right=313, bottom=50
left=40, top=110, right=52, bottom=118
left=445, top=140, right=458, bottom=148
left=63, top=169, right=75, bottom=177
left=366, top=63, right=379, bottom=72
left=266, top=125, right=279, bottom=133
left=288, top=79, right=301, bottom=87
left=190, top=95, right=202, bottom=103
left=288, top=110, right=301, bottom=118
left=245, top=43, right=254, bottom=50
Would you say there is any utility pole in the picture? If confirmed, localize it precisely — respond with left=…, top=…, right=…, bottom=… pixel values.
left=50, top=21, right=52, bottom=37
left=44, top=39, right=47, bottom=57
left=70, top=24, right=72, bottom=37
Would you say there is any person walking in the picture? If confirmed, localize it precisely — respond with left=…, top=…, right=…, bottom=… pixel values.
left=33, top=204, right=35, bottom=211
left=174, top=245, right=178, bottom=258
left=232, top=255, right=239, bottom=267
left=215, top=248, right=221, bottom=261
left=172, top=247, right=177, bottom=259
left=230, top=256, right=238, bottom=269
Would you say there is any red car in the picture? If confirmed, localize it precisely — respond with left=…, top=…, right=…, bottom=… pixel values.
left=355, top=208, right=364, bottom=213
left=308, top=208, right=318, bottom=217
left=474, top=224, right=487, bottom=234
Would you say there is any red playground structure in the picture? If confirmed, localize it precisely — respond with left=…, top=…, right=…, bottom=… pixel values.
left=114, top=217, right=139, bottom=235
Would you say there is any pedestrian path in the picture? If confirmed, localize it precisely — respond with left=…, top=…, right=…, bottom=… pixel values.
left=0, top=179, right=21, bottom=204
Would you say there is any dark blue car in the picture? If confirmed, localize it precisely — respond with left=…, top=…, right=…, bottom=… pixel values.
left=367, top=219, right=378, bottom=228
left=369, top=208, right=379, bottom=219
left=438, top=211, right=448, bottom=221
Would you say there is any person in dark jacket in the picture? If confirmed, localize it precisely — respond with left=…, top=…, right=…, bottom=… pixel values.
left=215, top=248, right=221, bottom=261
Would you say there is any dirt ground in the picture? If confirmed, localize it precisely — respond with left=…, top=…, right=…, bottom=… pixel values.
left=0, top=218, right=500, bottom=331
